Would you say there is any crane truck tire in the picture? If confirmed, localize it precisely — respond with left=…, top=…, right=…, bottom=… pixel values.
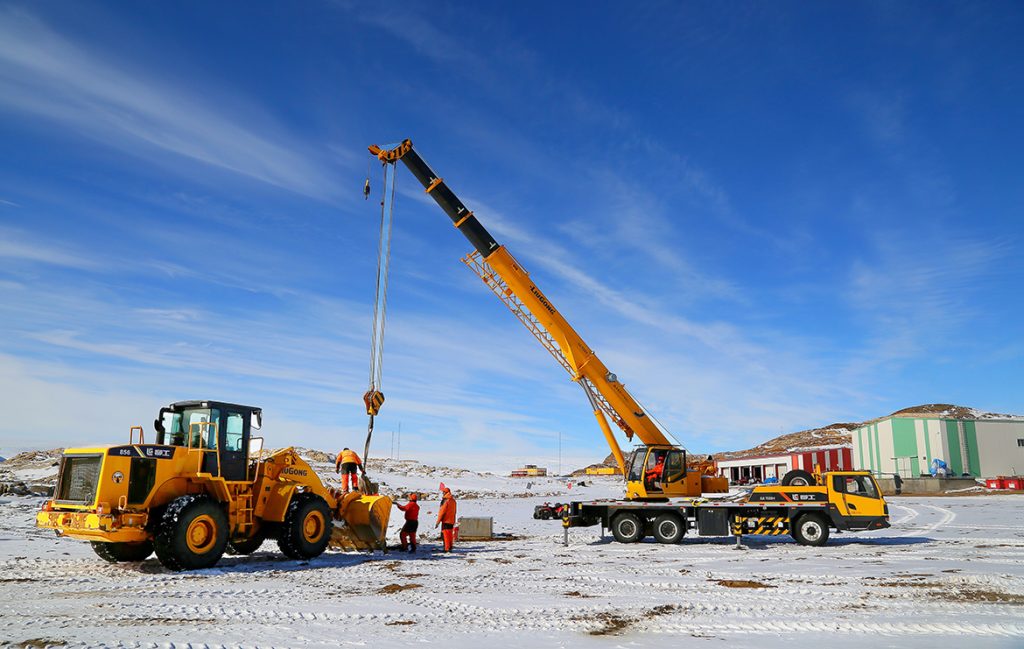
left=651, top=513, right=686, bottom=544
left=153, top=495, right=229, bottom=571
left=227, top=533, right=265, bottom=555
left=610, top=512, right=644, bottom=543
left=278, top=492, right=332, bottom=560
left=90, top=540, right=153, bottom=563
left=781, top=470, right=815, bottom=486
left=791, top=514, right=830, bottom=547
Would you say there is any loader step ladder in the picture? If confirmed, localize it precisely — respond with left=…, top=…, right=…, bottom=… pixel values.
left=233, top=486, right=255, bottom=533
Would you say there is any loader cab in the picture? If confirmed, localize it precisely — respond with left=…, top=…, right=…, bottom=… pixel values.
left=154, top=400, right=262, bottom=482
left=624, top=445, right=689, bottom=499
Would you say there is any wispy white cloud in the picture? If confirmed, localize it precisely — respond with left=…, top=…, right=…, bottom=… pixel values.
left=0, top=8, right=340, bottom=200
left=0, top=226, right=104, bottom=270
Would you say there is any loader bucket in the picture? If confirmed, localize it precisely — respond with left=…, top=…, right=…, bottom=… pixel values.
left=330, top=492, right=392, bottom=552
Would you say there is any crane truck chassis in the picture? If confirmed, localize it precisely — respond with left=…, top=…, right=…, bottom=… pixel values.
left=36, top=400, right=392, bottom=571
left=561, top=470, right=890, bottom=546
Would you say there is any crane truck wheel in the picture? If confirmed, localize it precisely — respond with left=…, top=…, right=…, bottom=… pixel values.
left=153, top=495, right=229, bottom=571
left=227, top=533, right=265, bottom=555
left=277, top=493, right=332, bottom=560
left=781, top=470, right=815, bottom=486
left=610, top=512, right=644, bottom=543
left=652, top=514, right=686, bottom=544
left=791, top=514, right=830, bottom=547
left=91, top=540, right=153, bottom=562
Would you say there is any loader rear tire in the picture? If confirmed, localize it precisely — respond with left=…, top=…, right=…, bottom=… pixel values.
left=610, top=512, right=644, bottom=543
left=153, top=495, right=228, bottom=571
left=782, top=470, right=815, bottom=487
left=277, top=493, right=332, bottom=560
left=91, top=540, right=153, bottom=562
left=792, top=514, right=830, bottom=547
left=652, top=514, right=686, bottom=544
left=227, top=533, right=265, bottom=555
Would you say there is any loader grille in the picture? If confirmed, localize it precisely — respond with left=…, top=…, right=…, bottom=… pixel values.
left=55, top=455, right=102, bottom=505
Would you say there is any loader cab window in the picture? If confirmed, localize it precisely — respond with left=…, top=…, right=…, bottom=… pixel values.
left=225, top=413, right=244, bottom=451
left=159, top=408, right=220, bottom=448
left=832, top=475, right=880, bottom=499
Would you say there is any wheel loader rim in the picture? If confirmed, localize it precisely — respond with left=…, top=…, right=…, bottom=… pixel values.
left=302, top=509, right=327, bottom=543
left=186, top=514, right=218, bottom=554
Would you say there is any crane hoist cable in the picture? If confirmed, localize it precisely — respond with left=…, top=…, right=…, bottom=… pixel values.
left=360, top=156, right=397, bottom=487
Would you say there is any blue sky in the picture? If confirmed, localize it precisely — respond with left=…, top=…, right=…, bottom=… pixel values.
left=1, top=1, right=1021, bottom=470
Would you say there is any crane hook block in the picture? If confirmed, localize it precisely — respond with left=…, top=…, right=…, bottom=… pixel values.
left=363, top=178, right=371, bottom=199
left=363, top=389, right=385, bottom=416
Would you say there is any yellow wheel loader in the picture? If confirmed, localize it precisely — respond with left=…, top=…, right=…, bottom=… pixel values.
left=36, top=400, right=391, bottom=571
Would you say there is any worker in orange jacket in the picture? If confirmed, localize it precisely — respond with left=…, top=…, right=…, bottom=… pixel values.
left=645, top=452, right=666, bottom=487
left=394, top=493, right=420, bottom=553
left=435, top=487, right=457, bottom=552
left=335, top=447, right=363, bottom=493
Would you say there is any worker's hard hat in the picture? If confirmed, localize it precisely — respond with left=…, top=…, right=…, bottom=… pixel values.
left=409, top=493, right=418, bottom=501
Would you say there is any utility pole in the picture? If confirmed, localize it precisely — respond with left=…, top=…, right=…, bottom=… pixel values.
left=390, top=429, right=395, bottom=460
left=397, top=421, right=401, bottom=461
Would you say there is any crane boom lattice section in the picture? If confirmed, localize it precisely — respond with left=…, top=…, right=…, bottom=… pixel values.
left=462, top=250, right=636, bottom=440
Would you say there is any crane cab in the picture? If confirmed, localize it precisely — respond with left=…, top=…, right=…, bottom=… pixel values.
left=623, top=445, right=727, bottom=500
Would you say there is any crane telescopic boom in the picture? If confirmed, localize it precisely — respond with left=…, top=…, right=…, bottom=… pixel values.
left=369, top=139, right=726, bottom=499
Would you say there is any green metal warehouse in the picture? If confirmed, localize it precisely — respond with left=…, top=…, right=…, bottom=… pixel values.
left=852, top=411, right=1024, bottom=478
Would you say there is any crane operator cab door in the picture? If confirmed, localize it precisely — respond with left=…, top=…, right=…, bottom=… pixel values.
left=625, top=446, right=687, bottom=500
left=830, top=473, right=886, bottom=527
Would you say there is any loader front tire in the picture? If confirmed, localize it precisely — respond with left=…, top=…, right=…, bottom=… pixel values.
left=277, top=493, right=332, bottom=560
left=792, top=514, right=830, bottom=547
left=153, top=495, right=228, bottom=571
left=610, top=512, right=644, bottom=543
left=91, top=540, right=153, bottom=562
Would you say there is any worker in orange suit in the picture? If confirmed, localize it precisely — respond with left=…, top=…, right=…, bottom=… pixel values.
left=645, top=452, right=666, bottom=487
left=435, top=487, right=457, bottom=552
left=394, top=493, right=420, bottom=553
left=334, top=447, right=363, bottom=493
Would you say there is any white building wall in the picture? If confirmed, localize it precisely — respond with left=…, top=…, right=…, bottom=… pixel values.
left=974, top=420, right=1024, bottom=476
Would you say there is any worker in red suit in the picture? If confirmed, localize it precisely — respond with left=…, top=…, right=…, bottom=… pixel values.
left=435, top=487, right=457, bottom=552
left=334, top=447, right=363, bottom=493
left=394, top=493, right=420, bottom=553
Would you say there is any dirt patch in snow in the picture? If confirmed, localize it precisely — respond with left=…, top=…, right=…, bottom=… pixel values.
left=713, top=579, right=775, bottom=589
left=379, top=583, right=422, bottom=594
left=581, top=612, right=633, bottom=636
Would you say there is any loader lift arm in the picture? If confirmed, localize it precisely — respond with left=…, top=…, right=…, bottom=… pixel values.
left=369, top=140, right=726, bottom=499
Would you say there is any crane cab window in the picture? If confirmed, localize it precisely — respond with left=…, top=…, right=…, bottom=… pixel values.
left=833, top=475, right=880, bottom=499
left=663, top=450, right=685, bottom=483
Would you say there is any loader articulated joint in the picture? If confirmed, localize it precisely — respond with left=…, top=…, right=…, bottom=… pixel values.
left=368, top=139, right=413, bottom=163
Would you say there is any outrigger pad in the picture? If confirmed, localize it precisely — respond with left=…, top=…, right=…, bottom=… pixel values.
left=329, top=493, right=392, bottom=552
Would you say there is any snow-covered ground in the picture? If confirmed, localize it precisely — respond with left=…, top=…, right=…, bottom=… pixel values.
left=1, top=469, right=1023, bottom=648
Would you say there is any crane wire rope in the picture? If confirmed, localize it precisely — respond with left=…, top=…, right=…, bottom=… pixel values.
left=360, top=158, right=397, bottom=488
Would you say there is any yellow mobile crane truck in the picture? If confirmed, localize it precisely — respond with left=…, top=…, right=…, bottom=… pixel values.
left=369, top=139, right=890, bottom=547
left=37, top=400, right=391, bottom=570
